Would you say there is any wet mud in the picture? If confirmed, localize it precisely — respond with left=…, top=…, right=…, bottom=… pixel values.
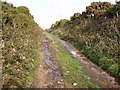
left=40, top=33, right=63, bottom=88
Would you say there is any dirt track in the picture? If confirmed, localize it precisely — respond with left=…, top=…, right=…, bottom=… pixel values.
left=32, top=32, right=64, bottom=88
left=56, top=37, right=119, bottom=88
left=33, top=32, right=120, bottom=88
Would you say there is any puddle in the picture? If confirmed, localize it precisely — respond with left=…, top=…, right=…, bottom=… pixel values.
left=60, top=40, right=69, bottom=49
left=50, top=65, right=59, bottom=70
left=45, top=59, right=52, bottom=65
left=80, top=59, right=89, bottom=64
left=41, top=34, right=63, bottom=87
left=48, top=69, right=53, bottom=73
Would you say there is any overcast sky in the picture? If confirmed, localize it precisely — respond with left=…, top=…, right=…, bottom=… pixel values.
left=5, top=0, right=115, bottom=29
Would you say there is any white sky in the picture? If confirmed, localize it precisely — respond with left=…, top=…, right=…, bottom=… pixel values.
left=4, top=0, right=115, bottom=29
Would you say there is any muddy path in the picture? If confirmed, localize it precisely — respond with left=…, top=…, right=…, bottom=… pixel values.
left=33, top=31, right=119, bottom=88
left=32, top=31, right=64, bottom=88
left=51, top=34, right=119, bottom=88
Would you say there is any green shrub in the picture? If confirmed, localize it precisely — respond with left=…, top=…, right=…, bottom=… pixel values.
left=2, top=1, right=40, bottom=88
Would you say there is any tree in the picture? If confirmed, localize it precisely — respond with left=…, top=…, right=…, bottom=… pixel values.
left=86, top=2, right=112, bottom=18
left=59, top=19, right=70, bottom=26
left=70, top=13, right=81, bottom=21
left=17, top=6, right=30, bottom=14
left=105, top=1, right=120, bottom=18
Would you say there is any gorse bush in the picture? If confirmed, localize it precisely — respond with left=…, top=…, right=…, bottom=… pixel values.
left=48, top=1, right=120, bottom=82
left=2, top=1, right=41, bottom=88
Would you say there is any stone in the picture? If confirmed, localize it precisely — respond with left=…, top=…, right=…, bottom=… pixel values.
left=73, top=83, right=77, bottom=86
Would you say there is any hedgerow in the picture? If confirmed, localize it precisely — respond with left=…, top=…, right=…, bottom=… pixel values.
left=48, top=1, right=120, bottom=83
left=2, top=1, right=41, bottom=88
